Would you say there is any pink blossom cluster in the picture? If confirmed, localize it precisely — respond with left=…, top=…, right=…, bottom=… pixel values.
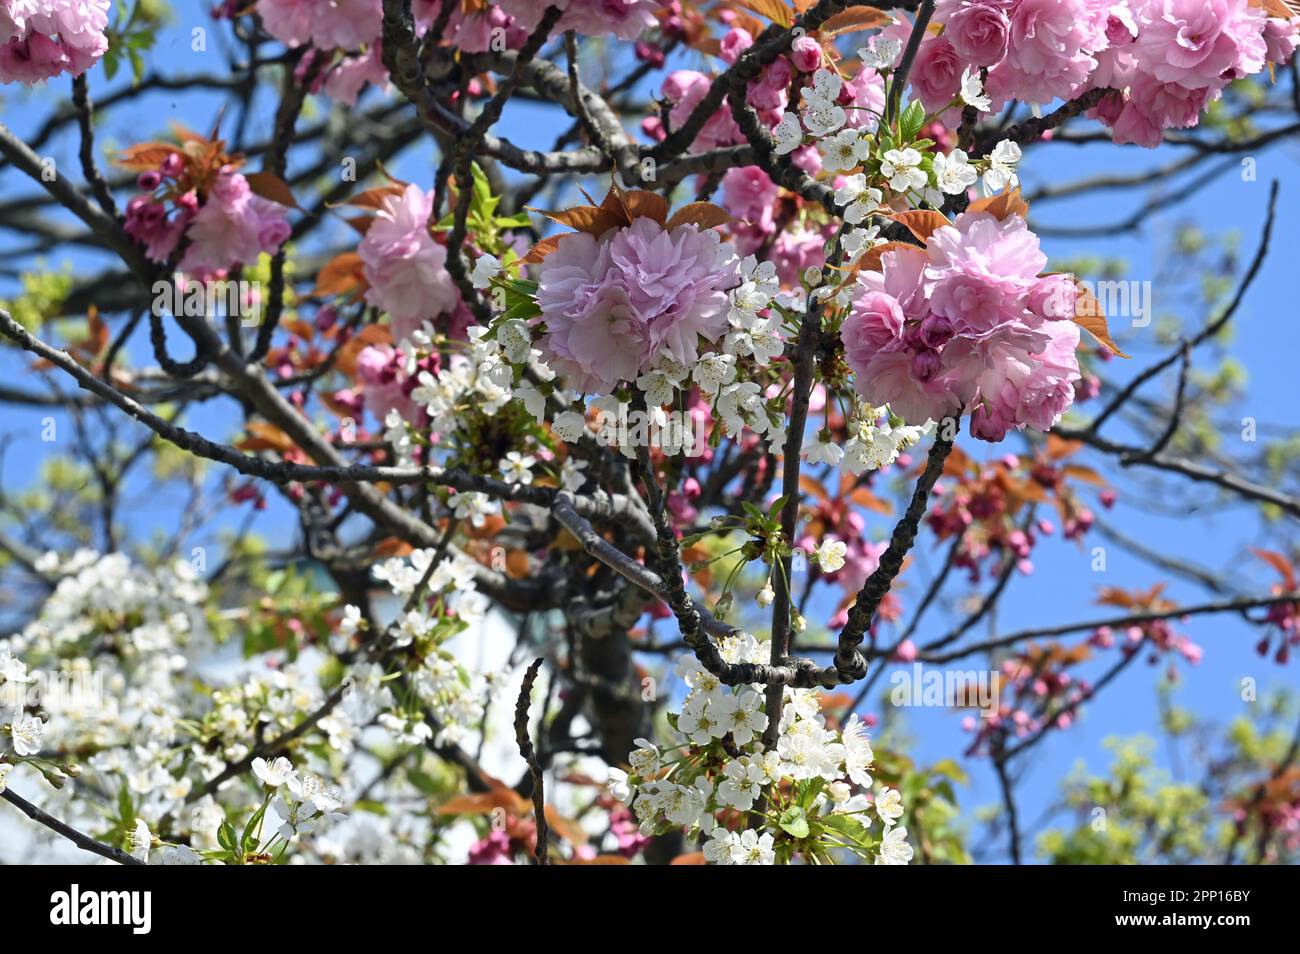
left=1256, top=600, right=1298, bottom=664
left=258, top=0, right=520, bottom=106
left=1089, top=618, right=1203, bottom=665
left=124, top=153, right=194, bottom=263
left=354, top=343, right=433, bottom=426
left=719, top=164, right=838, bottom=276
left=841, top=211, right=1081, bottom=442
left=124, top=157, right=291, bottom=279
left=535, top=217, right=737, bottom=395
left=0, top=0, right=109, bottom=84
left=649, top=30, right=883, bottom=169
left=655, top=32, right=883, bottom=257
left=180, top=169, right=292, bottom=277
left=425, top=1, right=529, bottom=52
left=911, top=0, right=1300, bottom=146
left=258, top=0, right=380, bottom=51
left=797, top=488, right=903, bottom=631
left=961, top=657, right=1093, bottom=756
left=357, top=184, right=462, bottom=342
left=497, top=0, right=663, bottom=40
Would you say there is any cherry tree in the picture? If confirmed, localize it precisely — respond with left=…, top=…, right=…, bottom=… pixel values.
left=0, top=0, right=1298, bottom=865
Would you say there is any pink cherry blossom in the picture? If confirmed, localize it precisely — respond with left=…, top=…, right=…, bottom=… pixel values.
left=323, top=44, right=390, bottom=106
left=841, top=67, right=886, bottom=131
left=719, top=26, right=752, bottom=65
left=357, top=184, right=460, bottom=339
left=0, top=0, right=109, bottom=85
left=355, top=344, right=425, bottom=425
left=661, top=69, right=743, bottom=150
left=986, top=0, right=1110, bottom=106
left=942, top=1, right=1011, bottom=67
left=258, top=0, right=382, bottom=52
left=178, top=169, right=291, bottom=278
left=1132, top=0, right=1265, bottom=89
left=497, top=0, right=662, bottom=41
left=790, top=34, right=822, bottom=72
left=535, top=217, right=737, bottom=395
left=1264, top=16, right=1300, bottom=65
left=910, top=36, right=964, bottom=114
left=841, top=212, right=1081, bottom=441
left=720, top=166, right=778, bottom=229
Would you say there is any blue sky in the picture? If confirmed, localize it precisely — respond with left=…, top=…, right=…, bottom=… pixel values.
left=2, top=3, right=1298, bottom=862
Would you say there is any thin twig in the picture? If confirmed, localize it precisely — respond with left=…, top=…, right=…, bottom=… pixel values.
left=514, top=657, right=549, bottom=865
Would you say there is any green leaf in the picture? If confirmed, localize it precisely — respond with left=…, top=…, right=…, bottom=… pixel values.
left=241, top=799, right=271, bottom=853
left=217, top=818, right=238, bottom=855
left=103, top=47, right=120, bottom=81
left=500, top=299, right=541, bottom=322
left=495, top=212, right=533, bottom=229
left=406, top=768, right=441, bottom=795
left=931, top=758, right=969, bottom=784
left=899, top=100, right=926, bottom=142
left=778, top=805, right=810, bottom=840
left=798, top=776, right=825, bottom=810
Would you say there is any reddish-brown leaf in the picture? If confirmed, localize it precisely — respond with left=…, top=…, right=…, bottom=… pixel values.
left=941, top=443, right=974, bottom=478
left=967, top=187, right=1030, bottom=221
left=521, top=234, right=567, bottom=265
left=1258, top=0, right=1300, bottom=17
left=664, top=201, right=734, bottom=231
left=820, top=5, right=895, bottom=35
left=733, top=0, right=793, bottom=25
left=1071, top=280, right=1130, bottom=358
left=1251, top=548, right=1297, bottom=591
left=372, top=536, right=414, bottom=558
left=688, top=35, right=723, bottom=56
left=313, top=252, right=368, bottom=299
left=890, top=210, right=951, bottom=243
left=799, top=473, right=829, bottom=502
left=723, top=9, right=767, bottom=35
left=235, top=421, right=297, bottom=455
left=344, top=214, right=375, bottom=237
left=859, top=241, right=925, bottom=273
left=340, top=184, right=405, bottom=211
left=1045, top=433, right=1082, bottom=460
left=544, top=805, right=589, bottom=846
left=114, top=143, right=181, bottom=172
left=335, top=323, right=393, bottom=376
left=86, top=306, right=109, bottom=357
left=621, top=189, right=670, bottom=225
left=556, top=854, right=633, bottom=865
left=245, top=170, right=300, bottom=209
left=1062, top=463, right=1107, bottom=487
left=528, top=204, right=626, bottom=236
left=438, top=788, right=529, bottom=816
left=850, top=486, right=893, bottom=515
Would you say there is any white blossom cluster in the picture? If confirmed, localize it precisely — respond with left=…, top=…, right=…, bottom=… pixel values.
left=805, top=403, right=932, bottom=475
left=0, top=550, right=356, bottom=864
left=607, top=630, right=913, bottom=865
left=771, top=62, right=1021, bottom=209
left=363, top=546, right=493, bottom=748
